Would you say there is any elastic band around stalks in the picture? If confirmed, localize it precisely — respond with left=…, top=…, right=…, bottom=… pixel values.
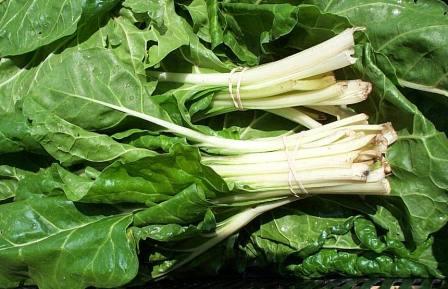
left=228, top=67, right=247, bottom=110
left=282, top=136, right=309, bottom=197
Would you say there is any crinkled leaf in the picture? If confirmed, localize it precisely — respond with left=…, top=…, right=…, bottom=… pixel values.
left=73, top=144, right=227, bottom=206
left=24, top=47, right=171, bottom=131
left=0, top=112, right=42, bottom=154
left=24, top=105, right=155, bottom=166
left=309, top=0, right=448, bottom=97
left=0, top=0, right=120, bottom=57
left=350, top=44, right=448, bottom=242
left=216, top=2, right=300, bottom=65
left=0, top=196, right=138, bottom=289
left=286, top=249, right=432, bottom=278
left=124, top=0, right=228, bottom=71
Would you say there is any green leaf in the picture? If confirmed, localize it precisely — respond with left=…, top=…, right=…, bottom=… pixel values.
left=217, top=2, right=300, bottom=65
left=124, top=0, right=228, bottom=71
left=286, top=249, right=432, bottom=278
left=238, top=200, right=440, bottom=277
left=181, top=0, right=212, bottom=43
left=0, top=165, right=29, bottom=201
left=350, top=44, right=448, bottom=243
left=25, top=47, right=170, bottom=131
left=0, top=112, right=42, bottom=154
left=24, top=105, right=155, bottom=166
left=309, top=0, right=448, bottom=97
left=0, top=0, right=120, bottom=57
left=0, top=196, right=138, bottom=289
left=105, top=16, right=153, bottom=76
left=0, top=0, right=83, bottom=56
left=75, top=144, right=226, bottom=206
left=0, top=58, right=23, bottom=113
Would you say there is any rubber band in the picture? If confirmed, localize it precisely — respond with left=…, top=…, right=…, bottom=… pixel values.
left=228, top=67, right=247, bottom=110
left=282, top=136, right=309, bottom=197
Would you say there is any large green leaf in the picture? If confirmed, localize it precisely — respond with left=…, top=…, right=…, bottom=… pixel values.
left=0, top=196, right=138, bottom=289
left=349, top=44, right=448, bottom=243
left=66, top=144, right=227, bottom=207
left=25, top=47, right=171, bottom=131
left=308, top=0, right=448, bottom=97
left=23, top=105, right=155, bottom=166
left=181, top=0, right=213, bottom=43
left=0, top=165, right=29, bottom=201
left=0, top=112, right=42, bottom=154
left=104, top=16, right=153, bottom=76
left=212, top=2, right=300, bottom=65
left=0, top=0, right=120, bottom=57
left=286, top=248, right=432, bottom=278
left=123, top=0, right=229, bottom=71
left=238, top=199, right=440, bottom=277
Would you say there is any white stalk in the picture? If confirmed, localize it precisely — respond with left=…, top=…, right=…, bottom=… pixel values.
left=149, top=28, right=357, bottom=85
left=62, top=92, right=300, bottom=153
left=225, top=163, right=371, bottom=187
left=211, top=80, right=369, bottom=110
left=356, top=150, right=382, bottom=161
left=298, top=130, right=354, bottom=148
left=213, top=75, right=336, bottom=100
left=267, top=108, right=322, bottom=129
left=211, top=81, right=351, bottom=110
left=284, top=113, right=369, bottom=141
left=204, top=134, right=376, bottom=165
left=306, top=105, right=356, bottom=119
left=203, top=116, right=383, bottom=154
left=297, top=108, right=326, bottom=120
left=255, top=50, right=357, bottom=89
left=366, top=166, right=387, bottom=183
left=214, top=179, right=390, bottom=204
left=210, top=152, right=359, bottom=177
left=311, top=81, right=371, bottom=105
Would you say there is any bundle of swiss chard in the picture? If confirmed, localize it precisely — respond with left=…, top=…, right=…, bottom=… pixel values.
left=0, top=0, right=447, bottom=289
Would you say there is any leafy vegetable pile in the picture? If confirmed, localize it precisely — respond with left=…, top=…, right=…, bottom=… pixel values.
left=0, top=0, right=447, bottom=288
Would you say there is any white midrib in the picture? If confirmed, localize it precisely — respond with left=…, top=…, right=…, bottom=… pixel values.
left=45, top=87, right=209, bottom=143
left=398, top=79, right=448, bottom=97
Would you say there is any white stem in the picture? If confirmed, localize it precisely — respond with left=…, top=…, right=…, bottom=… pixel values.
left=285, top=113, right=369, bottom=141
left=214, top=179, right=390, bottom=204
left=212, top=80, right=369, bottom=110
left=205, top=134, right=376, bottom=165
left=299, top=130, right=354, bottom=148
left=267, top=108, right=322, bottom=128
left=211, top=81, right=347, bottom=110
left=149, top=28, right=357, bottom=85
left=366, top=167, right=386, bottom=183
left=64, top=90, right=327, bottom=153
left=356, top=150, right=381, bottom=161
left=214, top=75, right=336, bottom=100
left=311, top=81, right=371, bottom=105
left=209, top=152, right=358, bottom=177
left=307, top=105, right=356, bottom=119
left=226, top=163, right=370, bottom=187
